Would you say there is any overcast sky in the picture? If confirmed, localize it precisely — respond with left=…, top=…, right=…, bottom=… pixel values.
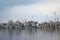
left=0, top=0, right=60, bottom=23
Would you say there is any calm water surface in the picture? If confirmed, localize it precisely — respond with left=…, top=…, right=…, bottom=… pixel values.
left=0, top=29, right=60, bottom=40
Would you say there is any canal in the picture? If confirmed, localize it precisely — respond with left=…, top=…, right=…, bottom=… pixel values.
left=0, top=29, right=60, bottom=40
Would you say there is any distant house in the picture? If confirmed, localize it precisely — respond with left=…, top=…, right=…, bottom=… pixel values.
left=0, top=23, right=8, bottom=29
left=14, top=21, right=24, bottom=29
left=8, top=20, right=15, bottom=29
left=40, top=22, right=60, bottom=30
left=40, top=22, right=49, bottom=30
left=27, top=21, right=38, bottom=28
left=56, top=22, right=60, bottom=29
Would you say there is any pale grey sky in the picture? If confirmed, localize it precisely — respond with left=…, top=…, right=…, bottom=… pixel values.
left=0, top=0, right=60, bottom=23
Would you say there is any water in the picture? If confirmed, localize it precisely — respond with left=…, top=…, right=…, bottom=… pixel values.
left=0, top=29, right=60, bottom=40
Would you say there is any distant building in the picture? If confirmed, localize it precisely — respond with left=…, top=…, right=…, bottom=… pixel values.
left=14, top=21, right=24, bottom=29
left=26, top=21, right=38, bottom=28
left=0, top=23, right=8, bottom=29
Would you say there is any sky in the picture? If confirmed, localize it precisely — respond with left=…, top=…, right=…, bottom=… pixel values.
left=0, top=0, right=60, bottom=23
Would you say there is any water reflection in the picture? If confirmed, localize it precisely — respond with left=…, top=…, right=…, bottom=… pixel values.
left=0, top=29, right=60, bottom=40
